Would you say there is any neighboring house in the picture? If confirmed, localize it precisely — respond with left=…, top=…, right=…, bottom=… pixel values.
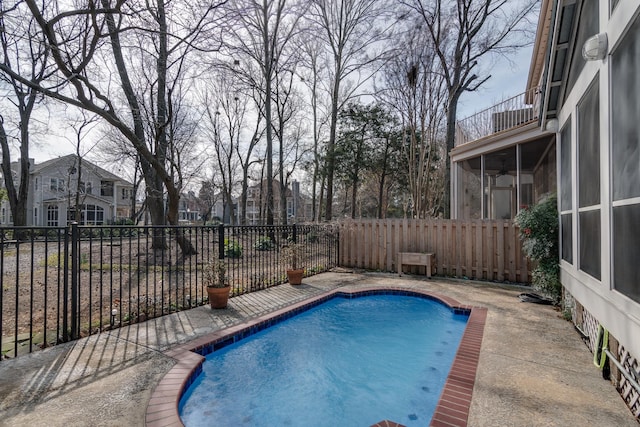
left=210, top=179, right=313, bottom=225
left=0, top=155, right=134, bottom=226
left=178, top=191, right=200, bottom=223
left=242, top=179, right=312, bottom=225
left=453, top=0, right=640, bottom=419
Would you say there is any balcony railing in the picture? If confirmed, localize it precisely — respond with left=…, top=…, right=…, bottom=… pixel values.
left=455, top=87, right=540, bottom=146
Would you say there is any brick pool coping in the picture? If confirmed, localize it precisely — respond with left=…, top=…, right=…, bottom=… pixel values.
left=145, top=287, right=487, bottom=427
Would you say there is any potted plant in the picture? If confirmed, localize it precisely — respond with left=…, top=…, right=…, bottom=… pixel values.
left=204, top=259, right=230, bottom=309
left=281, top=242, right=305, bottom=285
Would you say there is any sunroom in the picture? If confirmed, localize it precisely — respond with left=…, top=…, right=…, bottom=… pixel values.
left=451, top=89, right=556, bottom=220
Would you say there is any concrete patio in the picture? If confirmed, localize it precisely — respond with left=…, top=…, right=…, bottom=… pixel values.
left=1, top=272, right=637, bottom=426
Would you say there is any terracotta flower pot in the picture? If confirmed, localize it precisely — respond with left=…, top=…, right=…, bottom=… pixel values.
left=207, top=286, right=230, bottom=309
left=286, top=269, right=304, bottom=285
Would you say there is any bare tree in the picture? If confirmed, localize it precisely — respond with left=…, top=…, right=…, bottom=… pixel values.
left=65, top=110, right=99, bottom=224
left=377, top=26, right=448, bottom=218
left=0, top=0, right=225, bottom=253
left=224, top=0, right=306, bottom=225
left=297, top=39, right=330, bottom=221
left=307, top=0, right=392, bottom=221
left=0, top=0, right=51, bottom=231
left=197, top=177, right=221, bottom=224
left=273, top=62, right=307, bottom=224
left=236, top=86, right=265, bottom=226
left=201, top=72, right=243, bottom=225
left=399, top=0, right=537, bottom=217
left=96, top=127, right=146, bottom=223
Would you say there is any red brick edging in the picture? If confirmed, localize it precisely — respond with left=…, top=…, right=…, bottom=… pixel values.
left=145, top=287, right=487, bottom=427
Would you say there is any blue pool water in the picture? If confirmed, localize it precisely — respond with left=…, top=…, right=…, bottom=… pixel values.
left=179, top=294, right=468, bottom=426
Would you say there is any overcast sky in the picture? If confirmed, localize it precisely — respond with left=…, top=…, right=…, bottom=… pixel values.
left=30, top=44, right=535, bottom=165
left=457, top=45, right=534, bottom=119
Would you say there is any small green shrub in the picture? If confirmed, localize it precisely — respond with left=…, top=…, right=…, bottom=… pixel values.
left=515, top=193, right=560, bottom=301
left=305, top=232, right=319, bottom=243
left=224, top=238, right=242, bottom=258
left=254, top=236, right=274, bottom=251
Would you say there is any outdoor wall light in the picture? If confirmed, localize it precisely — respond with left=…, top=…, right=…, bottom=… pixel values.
left=582, top=33, right=608, bottom=61
left=545, top=118, right=559, bottom=133
left=111, top=308, right=118, bottom=326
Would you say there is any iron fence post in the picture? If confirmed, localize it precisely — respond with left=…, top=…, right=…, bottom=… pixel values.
left=62, top=226, right=69, bottom=342
left=218, top=224, right=225, bottom=260
left=70, top=222, right=79, bottom=340
left=292, top=223, right=297, bottom=244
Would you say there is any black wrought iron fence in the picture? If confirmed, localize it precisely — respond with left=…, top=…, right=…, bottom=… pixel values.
left=0, top=223, right=339, bottom=360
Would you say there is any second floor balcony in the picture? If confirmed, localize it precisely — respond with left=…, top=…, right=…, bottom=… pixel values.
left=455, top=87, right=540, bottom=147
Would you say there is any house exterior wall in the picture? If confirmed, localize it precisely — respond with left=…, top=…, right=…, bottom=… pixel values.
left=452, top=0, right=639, bottom=418
left=550, top=0, right=640, bottom=415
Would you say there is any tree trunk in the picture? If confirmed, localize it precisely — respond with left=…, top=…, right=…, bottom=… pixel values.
left=324, top=78, right=340, bottom=221
left=240, top=171, right=249, bottom=225
left=0, top=118, right=29, bottom=238
left=443, top=95, right=459, bottom=219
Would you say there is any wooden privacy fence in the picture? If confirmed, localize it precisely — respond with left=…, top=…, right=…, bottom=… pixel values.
left=338, top=219, right=531, bottom=283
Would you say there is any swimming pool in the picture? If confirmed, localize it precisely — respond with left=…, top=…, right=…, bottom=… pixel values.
left=180, top=292, right=466, bottom=426
left=146, top=288, right=487, bottom=427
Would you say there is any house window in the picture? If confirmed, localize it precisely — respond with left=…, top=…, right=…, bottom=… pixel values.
left=47, top=205, right=59, bottom=226
left=1, top=207, right=5, bottom=224
left=101, top=181, right=114, bottom=197
left=577, top=76, right=600, bottom=280
left=79, top=204, right=104, bottom=225
left=611, top=13, right=640, bottom=303
left=50, top=178, right=65, bottom=192
left=121, top=188, right=129, bottom=200
left=560, top=119, right=573, bottom=264
left=483, top=147, right=517, bottom=220
left=34, top=208, right=38, bottom=225
left=79, top=181, right=92, bottom=194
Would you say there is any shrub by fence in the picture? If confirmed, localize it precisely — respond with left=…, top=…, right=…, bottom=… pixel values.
left=338, top=219, right=530, bottom=283
left=0, top=223, right=338, bottom=360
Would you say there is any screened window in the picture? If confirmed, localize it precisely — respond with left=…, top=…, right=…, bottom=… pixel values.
left=483, top=147, right=517, bottom=220
left=560, top=120, right=572, bottom=211
left=561, top=214, right=573, bottom=264
left=611, top=15, right=640, bottom=201
left=611, top=13, right=640, bottom=302
left=579, top=210, right=600, bottom=280
left=457, top=157, right=482, bottom=219
left=578, top=78, right=600, bottom=207
left=577, top=76, right=600, bottom=280
left=559, top=118, right=573, bottom=264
